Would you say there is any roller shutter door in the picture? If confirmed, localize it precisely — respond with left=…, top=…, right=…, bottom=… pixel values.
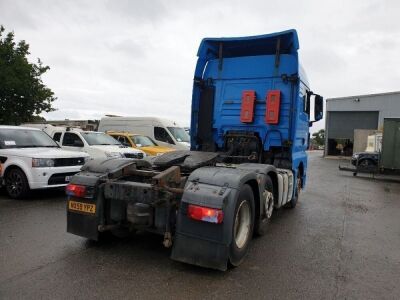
left=327, top=111, right=379, bottom=140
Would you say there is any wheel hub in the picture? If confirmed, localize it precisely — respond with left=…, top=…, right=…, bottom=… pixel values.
left=234, top=200, right=251, bottom=249
left=262, top=190, right=274, bottom=219
left=6, top=172, right=22, bottom=196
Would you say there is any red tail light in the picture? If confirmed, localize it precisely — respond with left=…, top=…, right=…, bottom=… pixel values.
left=187, top=204, right=223, bottom=224
left=66, top=184, right=86, bottom=198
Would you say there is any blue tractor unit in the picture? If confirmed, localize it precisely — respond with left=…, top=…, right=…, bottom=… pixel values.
left=191, top=29, right=323, bottom=187
left=65, top=29, right=323, bottom=271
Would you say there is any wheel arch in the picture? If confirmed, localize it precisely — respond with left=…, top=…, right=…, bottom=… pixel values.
left=172, top=166, right=263, bottom=271
left=3, top=163, right=32, bottom=190
left=4, top=164, right=31, bottom=184
left=359, top=157, right=376, bottom=165
left=245, top=179, right=260, bottom=230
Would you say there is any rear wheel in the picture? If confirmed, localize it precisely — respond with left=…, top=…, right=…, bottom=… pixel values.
left=285, top=170, right=301, bottom=209
left=5, top=168, right=30, bottom=199
left=254, top=176, right=274, bottom=236
left=229, top=184, right=255, bottom=267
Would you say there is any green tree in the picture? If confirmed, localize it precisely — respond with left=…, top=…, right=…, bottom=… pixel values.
left=0, top=25, right=56, bottom=125
left=312, top=129, right=325, bottom=146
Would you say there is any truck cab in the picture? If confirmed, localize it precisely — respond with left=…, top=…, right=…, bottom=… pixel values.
left=190, top=29, right=323, bottom=189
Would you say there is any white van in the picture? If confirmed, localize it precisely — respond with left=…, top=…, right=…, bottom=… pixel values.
left=98, top=117, right=190, bottom=150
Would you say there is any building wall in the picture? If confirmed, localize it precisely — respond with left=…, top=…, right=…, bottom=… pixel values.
left=324, top=91, right=400, bottom=156
left=326, top=92, right=400, bottom=129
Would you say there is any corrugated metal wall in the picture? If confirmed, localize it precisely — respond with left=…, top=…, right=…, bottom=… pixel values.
left=381, top=118, right=400, bottom=170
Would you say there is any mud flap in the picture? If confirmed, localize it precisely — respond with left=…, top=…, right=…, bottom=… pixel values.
left=170, top=167, right=246, bottom=271
left=66, top=173, right=106, bottom=241
left=67, top=207, right=100, bottom=240
left=171, top=196, right=235, bottom=271
left=170, top=165, right=277, bottom=270
left=171, top=232, right=229, bottom=271
left=66, top=188, right=105, bottom=240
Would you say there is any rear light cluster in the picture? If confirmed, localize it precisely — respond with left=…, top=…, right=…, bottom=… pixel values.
left=66, top=184, right=92, bottom=198
left=187, top=204, right=223, bottom=224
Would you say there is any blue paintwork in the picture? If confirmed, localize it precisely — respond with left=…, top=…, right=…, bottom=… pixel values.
left=190, top=29, right=312, bottom=189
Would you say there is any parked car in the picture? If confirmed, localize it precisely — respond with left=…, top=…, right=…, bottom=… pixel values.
left=98, top=117, right=190, bottom=150
left=0, top=126, right=90, bottom=199
left=49, top=128, right=146, bottom=160
left=351, top=151, right=380, bottom=167
left=106, top=131, right=175, bottom=156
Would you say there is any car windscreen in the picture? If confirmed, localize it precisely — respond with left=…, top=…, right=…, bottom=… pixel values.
left=0, top=129, right=59, bottom=149
left=167, top=127, right=190, bottom=143
left=80, top=132, right=121, bottom=146
left=131, top=135, right=157, bottom=147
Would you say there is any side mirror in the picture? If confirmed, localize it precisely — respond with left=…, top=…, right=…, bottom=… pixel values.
left=306, top=91, right=324, bottom=126
left=314, top=95, right=323, bottom=121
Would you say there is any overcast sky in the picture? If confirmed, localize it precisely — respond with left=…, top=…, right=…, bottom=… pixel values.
left=1, top=0, right=399, bottom=132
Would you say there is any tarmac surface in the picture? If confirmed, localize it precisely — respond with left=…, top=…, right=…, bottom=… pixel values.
left=1, top=151, right=399, bottom=299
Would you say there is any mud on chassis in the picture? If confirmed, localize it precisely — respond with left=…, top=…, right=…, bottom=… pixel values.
left=66, top=150, right=298, bottom=271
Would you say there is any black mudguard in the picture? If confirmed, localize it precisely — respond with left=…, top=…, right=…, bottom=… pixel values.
left=67, top=158, right=139, bottom=240
left=171, top=164, right=277, bottom=271
left=66, top=171, right=107, bottom=240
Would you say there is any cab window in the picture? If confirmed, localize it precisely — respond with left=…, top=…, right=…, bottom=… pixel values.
left=53, top=132, right=62, bottom=142
left=116, top=135, right=130, bottom=146
left=63, top=132, right=84, bottom=147
left=154, top=127, right=174, bottom=144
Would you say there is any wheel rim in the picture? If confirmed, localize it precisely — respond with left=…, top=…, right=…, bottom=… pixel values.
left=234, top=200, right=251, bottom=249
left=265, top=191, right=274, bottom=219
left=296, top=174, right=301, bottom=196
left=6, top=172, right=23, bottom=197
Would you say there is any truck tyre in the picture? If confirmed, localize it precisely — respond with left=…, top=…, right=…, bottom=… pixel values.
left=285, top=171, right=301, bottom=209
left=254, top=175, right=274, bottom=236
left=5, top=168, right=30, bottom=199
left=229, top=184, right=255, bottom=267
